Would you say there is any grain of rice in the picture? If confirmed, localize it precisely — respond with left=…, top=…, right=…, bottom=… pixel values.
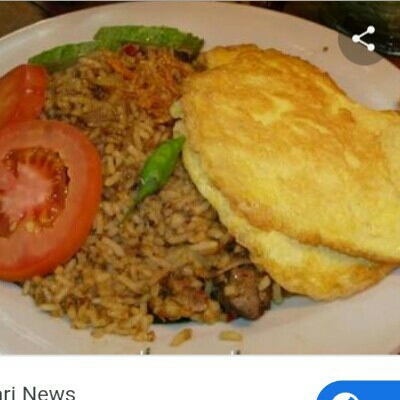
left=189, top=240, right=219, bottom=256
left=79, top=57, right=102, bottom=68
left=91, top=329, right=106, bottom=339
left=170, top=328, right=193, bottom=347
left=101, top=237, right=125, bottom=258
left=39, top=303, right=61, bottom=313
left=258, top=275, right=272, bottom=291
left=272, top=282, right=284, bottom=304
left=94, top=270, right=111, bottom=284
left=206, top=227, right=226, bottom=240
left=53, top=287, right=70, bottom=303
left=168, top=213, right=186, bottom=229
left=22, top=279, right=33, bottom=294
left=192, top=202, right=211, bottom=215
left=93, top=210, right=104, bottom=230
left=116, top=275, right=146, bottom=294
left=145, top=256, right=171, bottom=270
left=219, top=330, right=243, bottom=342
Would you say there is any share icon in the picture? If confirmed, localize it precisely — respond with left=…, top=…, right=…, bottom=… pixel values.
left=352, top=26, right=375, bottom=52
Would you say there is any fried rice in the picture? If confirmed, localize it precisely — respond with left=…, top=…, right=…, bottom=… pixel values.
left=22, top=45, right=275, bottom=342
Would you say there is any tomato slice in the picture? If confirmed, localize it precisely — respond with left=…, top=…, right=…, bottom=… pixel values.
left=0, top=120, right=102, bottom=281
left=0, top=64, right=48, bottom=129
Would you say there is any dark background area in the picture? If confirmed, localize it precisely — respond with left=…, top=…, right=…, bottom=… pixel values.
left=0, top=2, right=319, bottom=38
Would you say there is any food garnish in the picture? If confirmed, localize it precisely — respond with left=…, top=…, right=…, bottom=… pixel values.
left=125, top=136, right=185, bottom=216
left=0, top=120, right=102, bottom=281
left=0, top=64, right=48, bottom=129
left=28, top=42, right=107, bottom=73
left=94, top=25, right=204, bottom=59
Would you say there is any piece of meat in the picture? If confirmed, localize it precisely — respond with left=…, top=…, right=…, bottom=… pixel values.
left=214, top=264, right=272, bottom=320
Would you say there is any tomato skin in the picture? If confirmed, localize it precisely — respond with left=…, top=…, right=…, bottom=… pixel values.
left=0, top=120, right=103, bottom=281
left=0, top=64, right=48, bottom=129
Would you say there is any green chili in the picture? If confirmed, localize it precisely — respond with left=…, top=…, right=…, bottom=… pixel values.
left=28, top=41, right=118, bottom=73
left=94, top=25, right=204, bottom=60
left=125, top=136, right=185, bottom=218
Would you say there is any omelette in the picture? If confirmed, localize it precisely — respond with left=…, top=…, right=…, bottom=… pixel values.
left=178, top=45, right=400, bottom=300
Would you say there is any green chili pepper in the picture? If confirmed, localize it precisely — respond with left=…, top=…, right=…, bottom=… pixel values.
left=125, top=136, right=185, bottom=218
left=28, top=41, right=118, bottom=73
left=94, top=25, right=204, bottom=60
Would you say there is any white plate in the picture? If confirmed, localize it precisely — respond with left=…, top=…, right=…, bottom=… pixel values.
left=1, top=1, right=400, bottom=355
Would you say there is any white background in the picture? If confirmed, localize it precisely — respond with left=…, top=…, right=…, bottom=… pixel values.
left=1, top=356, right=400, bottom=399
